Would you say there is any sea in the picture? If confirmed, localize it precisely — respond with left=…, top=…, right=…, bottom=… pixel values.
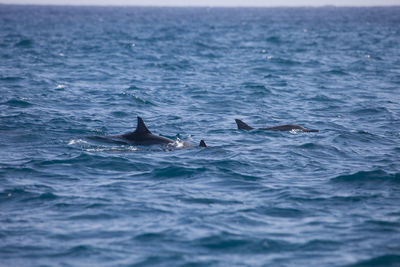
left=0, top=4, right=400, bottom=266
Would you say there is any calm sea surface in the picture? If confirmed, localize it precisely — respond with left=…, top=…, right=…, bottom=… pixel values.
left=1, top=5, right=400, bottom=266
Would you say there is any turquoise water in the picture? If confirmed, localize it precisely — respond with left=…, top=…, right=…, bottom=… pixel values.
left=1, top=5, right=400, bottom=266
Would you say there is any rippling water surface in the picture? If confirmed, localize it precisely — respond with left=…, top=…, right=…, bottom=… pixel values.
left=1, top=5, right=400, bottom=266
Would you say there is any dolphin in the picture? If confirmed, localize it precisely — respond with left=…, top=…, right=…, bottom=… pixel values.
left=235, top=119, right=318, bottom=132
left=115, top=116, right=207, bottom=147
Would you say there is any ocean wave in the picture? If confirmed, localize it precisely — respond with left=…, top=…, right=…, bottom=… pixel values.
left=214, top=162, right=261, bottom=181
left=151, top=165, right=207, bottom=179
left=266, top=36, right=282, bottom=44
left=242, top=82, right=272, bottom=95
left=118, top=92, right=154, bottom=105
left=346, top=254, right=400, bottom=267
left=15, top=39, right=34, bottom=47
left=270, top=57, right=301, bottom=66
left=332, top=131, right=381, bottom=144
left=299, top=239, right=341, bottom=251
left=262, top=206, right=305, bottom=218
left=350, top=107, right=390, bottom=116
left=365, top=219, right=400, bottom=228
left=0, top=76, right=24, bottom=82
left=51, top=245, right=93, bottom=257
left=331, top=170, right=400, bottom=183
left=0, top=187, right=57, bottom=203
left=34, top=153, right=98, bottom=166
left=297, top=143, right=324, bottom=149
left=68, top=213, right=115, bottom=220
left=324, top=69, right=349, bottom=76
left=2, top=98, right=33, bottom=108
left=179, top=196, right=242, bottom=205
left=194, top=40, right=227, bottom=50
left=306, top=94, right=345, bottom=103
left=197, top=235, right=293, bottom=253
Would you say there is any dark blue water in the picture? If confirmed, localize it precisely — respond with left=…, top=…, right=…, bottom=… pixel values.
left=1, top=5, right=400, bottom=266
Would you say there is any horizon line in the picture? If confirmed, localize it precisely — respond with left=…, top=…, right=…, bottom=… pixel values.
left=1, top=3, right=399, bottom=7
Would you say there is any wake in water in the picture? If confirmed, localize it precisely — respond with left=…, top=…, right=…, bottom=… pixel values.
left=82, top=136, right=203, bottom=152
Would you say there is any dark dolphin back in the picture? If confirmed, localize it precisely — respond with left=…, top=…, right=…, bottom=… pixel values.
left=265, top=124, right=307, bottom=131
left=199, top=140, right=207, bottom=147
left=266, top=124, right=319, bottom=132
left=236, top=119, right=319, bottom=132
left=235, top=119, right=254, bottom=130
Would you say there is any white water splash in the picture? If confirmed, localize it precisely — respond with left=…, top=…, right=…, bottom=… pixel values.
left=68, top=139, right=88, bottom=145
left=86, top=146, right=138, bottom=153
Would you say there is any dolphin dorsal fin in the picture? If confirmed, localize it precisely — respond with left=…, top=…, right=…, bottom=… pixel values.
left=235, top=119, right=254, bottom=130
left=135, top=116, right=152, bottom=134
left=199, top=140, right=207, bottom=147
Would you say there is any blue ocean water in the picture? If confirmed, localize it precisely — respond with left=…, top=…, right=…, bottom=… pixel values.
left=1, top=4, right=400, bottom=266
